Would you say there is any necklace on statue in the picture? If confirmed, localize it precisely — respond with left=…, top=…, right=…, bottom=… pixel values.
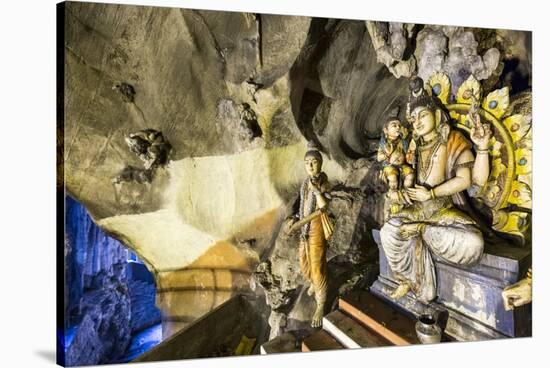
left=418, top=139, right=442, bottom=183
left=419, top=134, right=439, bottom=148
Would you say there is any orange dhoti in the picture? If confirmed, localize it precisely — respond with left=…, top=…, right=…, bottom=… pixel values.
left=299, top=213, right=331, bottom=302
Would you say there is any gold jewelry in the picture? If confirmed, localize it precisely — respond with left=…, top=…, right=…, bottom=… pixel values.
left=430, top=188, right=436, bottom=200
left=476, top=148, right=489, bottom=153
left=418, top=141, right=442, bottom=183
left=455, top=160, right=475, bottom=169
left=419, top=135, right=439, bottom=148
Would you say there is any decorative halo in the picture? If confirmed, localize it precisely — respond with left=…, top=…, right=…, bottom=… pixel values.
left=427, top=73, right=532, bottom=241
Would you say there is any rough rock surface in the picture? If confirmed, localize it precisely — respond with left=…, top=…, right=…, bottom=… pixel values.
left=129, top=280, right=162, bottom=333
left=66, top=285, right=132, bottom=366
left=289, top=19, right=410, bottom=161
left=366, top=21, right=417, bottom=78
left=64, top=196, right=161, bottom=365
left=415, top=26, right=501, bottom=94
left=62, top=1, right=532, bottom=345
left=216, top=99, right=265, bottom=152
left=65, top=195, right=130, bottom=319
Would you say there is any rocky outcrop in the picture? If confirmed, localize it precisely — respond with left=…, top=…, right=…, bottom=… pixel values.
left=289, top=19, right=410, bottom=163
left=62, top=1, right=532, bottom=346
left=415, top=26, right=501, bottom=94
left=65, top=196, right=130, bottom=320
left=366, top=21, right=417, bottom=78
left=129, top=280, right=162, bottom=333
left=66, top=285, right=132, bottom=366
left=216, top=100, right=265, bottom=152
left=64, top=196, right=161, bottom=366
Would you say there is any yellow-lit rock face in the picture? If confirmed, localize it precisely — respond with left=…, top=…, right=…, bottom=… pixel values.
left=95, top=143, right=346, bottom=337
left=98, top=143, right=347, bottom=272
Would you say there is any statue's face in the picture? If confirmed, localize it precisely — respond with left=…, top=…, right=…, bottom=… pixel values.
left=305, top=156, right=322, bottom=177
left=384, top=120, right=402, bottom=140
left=411, top=106, right=436, bottom=137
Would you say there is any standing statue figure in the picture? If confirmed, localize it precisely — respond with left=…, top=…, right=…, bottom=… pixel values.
left=285, top=144, right=334, bottom=327
left=380, top=77, right=493, bottom=303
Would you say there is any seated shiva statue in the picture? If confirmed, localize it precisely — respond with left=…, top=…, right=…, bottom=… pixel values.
left=380, top=77, right=493, bottom=303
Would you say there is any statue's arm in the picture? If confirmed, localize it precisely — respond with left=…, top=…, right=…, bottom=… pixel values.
left=377, top=146, right=387, bottom=163
left=315, top=191, right=329, bottom=210
left=502, top=268, right=532, bottom=311
left=433, top=149, right=473, bottom=197
left=313, top=178, right=331, bottom=210
left=472, top=148, right=490, bottom=187
left=468, top=111, right=492, bottom=187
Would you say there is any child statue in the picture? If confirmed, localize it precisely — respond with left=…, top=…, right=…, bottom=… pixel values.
left=285, top=143, right=334, bottom=328
left=377, top=113, right=415, bottom=192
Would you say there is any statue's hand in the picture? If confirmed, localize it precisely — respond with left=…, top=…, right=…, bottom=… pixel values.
left=387, top=189, right=412, bottom=205
left=469, top=112, right=492, bottom=150
left=399, top=223, right=422, bottom=239
left=502, top=277, right=532, bottom=311
left=378, top=169, right=387, bottom=183
left=390, top=157, right=404, bottom=166
left=406, top=185, right=431, bottom=202
left=283, top=216, right=297, bottom=236
left=308, top=180, right=321, bottom=194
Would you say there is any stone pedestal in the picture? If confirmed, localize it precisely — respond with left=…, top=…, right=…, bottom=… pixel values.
left=371, top=230, right=531, bottom=341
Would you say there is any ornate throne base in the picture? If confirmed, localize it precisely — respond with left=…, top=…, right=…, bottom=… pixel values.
left=370, top=230, right=531, bottom=341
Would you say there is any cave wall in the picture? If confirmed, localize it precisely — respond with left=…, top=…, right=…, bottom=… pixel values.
left=64, top=195, right=161, bottom=366
left=61, top=0, right=532, bottom=345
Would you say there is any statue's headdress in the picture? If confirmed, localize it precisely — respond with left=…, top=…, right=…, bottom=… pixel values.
left=383, top=106, right=401, bottom=127
left=304, top=141, right=323, bottom=164
left=407, top=76, right=437, bottom=114
left=406, top=76, right=451, bottom=141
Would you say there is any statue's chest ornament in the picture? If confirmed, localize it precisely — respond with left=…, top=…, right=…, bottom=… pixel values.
left=418, top=140, right=443, bottom=184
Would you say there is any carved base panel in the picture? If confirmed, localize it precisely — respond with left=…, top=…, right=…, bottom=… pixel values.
left=371, top=230, right=531, bottom=342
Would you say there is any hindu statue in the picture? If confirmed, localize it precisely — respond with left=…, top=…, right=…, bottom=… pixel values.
left=285, top=144, right=334, bottom=327
left=380, top=76, right=493, bottom=303
left=377, top=112, right=415, bottom=195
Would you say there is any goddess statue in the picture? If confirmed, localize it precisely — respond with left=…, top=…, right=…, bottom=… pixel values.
left=380, top=77, right=493, bottom=303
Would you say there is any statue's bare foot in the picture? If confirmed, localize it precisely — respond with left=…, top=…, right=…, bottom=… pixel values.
left=390, top=282, right=410, bottom=300
left=311, top=307, right=324, bottom=328
left=307, top=284, right=315, bottom=296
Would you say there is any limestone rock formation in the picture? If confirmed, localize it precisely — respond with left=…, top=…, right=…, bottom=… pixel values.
left=65, top=196, right=131, bottom=318
left=415, top=26, right=501, bottom=94
left=66, top=285, right=132, bottom=366
left=290, top=19, right=410, bottom=160
left=129, top=280, right=162, bottom=333
left=366, top=21, right=417, bottom=78
left=61, top=1, right=532, bottom=346
left=64, top=196, right=161, bottom=365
